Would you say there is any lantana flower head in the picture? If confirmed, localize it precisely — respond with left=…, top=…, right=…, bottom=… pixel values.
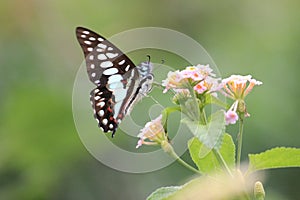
left=222, top=75, right=262, bottom=100
left=162, top=64, right=220, bottom=94
left=222, top=75, right=262, bottom=124
left=136, top=115, right=167, bottom=148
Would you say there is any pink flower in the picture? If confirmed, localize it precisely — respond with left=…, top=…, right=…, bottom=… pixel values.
left=136, top=115, right=167, bottom=148
left=225, top=110, right=239, bottom=125
left=222, top=75, right=262, bottom=123
left=225, top=100, right=239, bottom=125
left=162, top=64, right=220, bottom=94
left=194, top=81, right=207, bottom=94
left=193, top=76, right=221, bottom=95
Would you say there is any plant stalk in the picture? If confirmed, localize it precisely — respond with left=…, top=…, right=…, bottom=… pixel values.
left=213, top=149, right=233, bottom=177
left=162, top=141, right=201, bottom=175
left=237, top=118, right=244, bottom=169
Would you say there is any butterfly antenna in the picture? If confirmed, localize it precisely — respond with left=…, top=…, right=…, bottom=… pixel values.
left=146, top=55, right=151, bottom=64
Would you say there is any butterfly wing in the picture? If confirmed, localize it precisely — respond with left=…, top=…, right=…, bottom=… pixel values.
left=76, top=27, right=143, bottom=135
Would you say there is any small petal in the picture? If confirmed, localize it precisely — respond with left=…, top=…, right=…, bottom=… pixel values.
left=225, top=110, right=239, bottom=125
left=194, top=81, right=207, bottom=94
left=136, top=139, right=143, bottom=148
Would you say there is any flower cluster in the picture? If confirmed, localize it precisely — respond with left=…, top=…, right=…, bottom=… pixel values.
left=222, top=75, right=262, bottom=124
left=162, top=64, right=220, bottom=95
left=137, top=66, right=263, bottom=148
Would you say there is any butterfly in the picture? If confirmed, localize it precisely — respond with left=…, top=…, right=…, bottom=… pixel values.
left=75, top=27, right=153, bottom=137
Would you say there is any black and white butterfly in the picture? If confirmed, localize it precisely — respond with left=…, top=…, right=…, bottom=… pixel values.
left=75, top=27, right=153, bottom=137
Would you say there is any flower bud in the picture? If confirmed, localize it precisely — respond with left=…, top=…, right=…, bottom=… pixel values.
left=254, top=181, right=265, bottom=200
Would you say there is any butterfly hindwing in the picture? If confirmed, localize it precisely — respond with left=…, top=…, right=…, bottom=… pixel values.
left=90, top=86, right=118, bottom=133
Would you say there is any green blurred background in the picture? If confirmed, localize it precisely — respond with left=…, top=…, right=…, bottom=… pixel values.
left=0, top=0, right=299, bottom=199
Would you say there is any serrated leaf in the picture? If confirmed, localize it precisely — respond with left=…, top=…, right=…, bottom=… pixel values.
left=182, top=110, right=226, bottom=153
left=247, top=147, right=300, bottom=174
left=146, top=186, right=182, bottom=200
left=188, top=133, right=235, bottom=174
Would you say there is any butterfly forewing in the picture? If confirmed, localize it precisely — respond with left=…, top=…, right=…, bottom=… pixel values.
left=76, top=27, right=137, bottom=85
left=76, top=27, right=153, bottom=136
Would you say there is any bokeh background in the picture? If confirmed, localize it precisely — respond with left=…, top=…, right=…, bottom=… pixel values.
left=1, top=0, right=299, bottom=199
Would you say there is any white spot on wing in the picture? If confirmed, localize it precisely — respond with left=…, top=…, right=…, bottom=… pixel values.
left=94, top=89, right=100, bottom=93
left=89, top=55, right=94, bottom=60
left=84, top=40, right=92, bottom=45
left=108, top=74, right=123, bottom=84
left=94, top=80, right=100, bottom=84
left=89, top=37, right=96, bottom=41
left=91, top=73, right=96, bottom=77
left=94, top=96, right=100, bottom=100
left=100, top=61, right=113, bottom=68
left=87, top=47, right=93, bottom=52
left=102, top=118, right=108, bottom=125
left=97, top=44, right=107, bottom=49
left=98, top=37, right=104, bottom=42
left=103, top=68, right=118, bottom=75
left=106, top=53, right=118, bottom=58
left=96, top=48, right=103, bottom=52
left=81, top=35, right=86, bottom=38
left=97, top=54, right=107, bottom=60
left=90, top=64, right=95, bottom=69
left=108, top=47, right=113, bottom=51
left=113, top=87, right=127, bottom=102
left=97, top=101, right=105, bottom=107
left=83, top=30, right=90, bottom=34
left=118, top=60, right=125, bottom=65
left=109, top=124, right=114, bottom=129
left=98, top=110, right=104, bottom=117
left=125, top=65, right=130, bottom=71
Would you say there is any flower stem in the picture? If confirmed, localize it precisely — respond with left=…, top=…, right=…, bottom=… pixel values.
left=237, top=118, right=244, bottom=169
left=161, top=141, right=201, bottom=175
left=213, top=149, right=233, bottom=177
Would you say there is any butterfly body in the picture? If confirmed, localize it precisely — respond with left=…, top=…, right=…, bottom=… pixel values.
left=76, top=27, right=153, bottom=136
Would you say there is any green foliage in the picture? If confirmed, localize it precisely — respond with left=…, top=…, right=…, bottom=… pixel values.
left=0, top=86, right=84, bottom=200
left=183, top=110, right=226, bottom=150
left=146, top=186, right=182, bottom=200
left=188, top=133, right=235, bottom=174
left=247, top=147, right=300, bottom=174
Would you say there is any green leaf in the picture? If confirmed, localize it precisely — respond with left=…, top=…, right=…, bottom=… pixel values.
left=183, top=110, right=226, bottom=152
left=247, top=147, right=300, bottom=174
left=146, top=186, right=182, bottom=200
left=188, top=133, right=235, bottom=174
